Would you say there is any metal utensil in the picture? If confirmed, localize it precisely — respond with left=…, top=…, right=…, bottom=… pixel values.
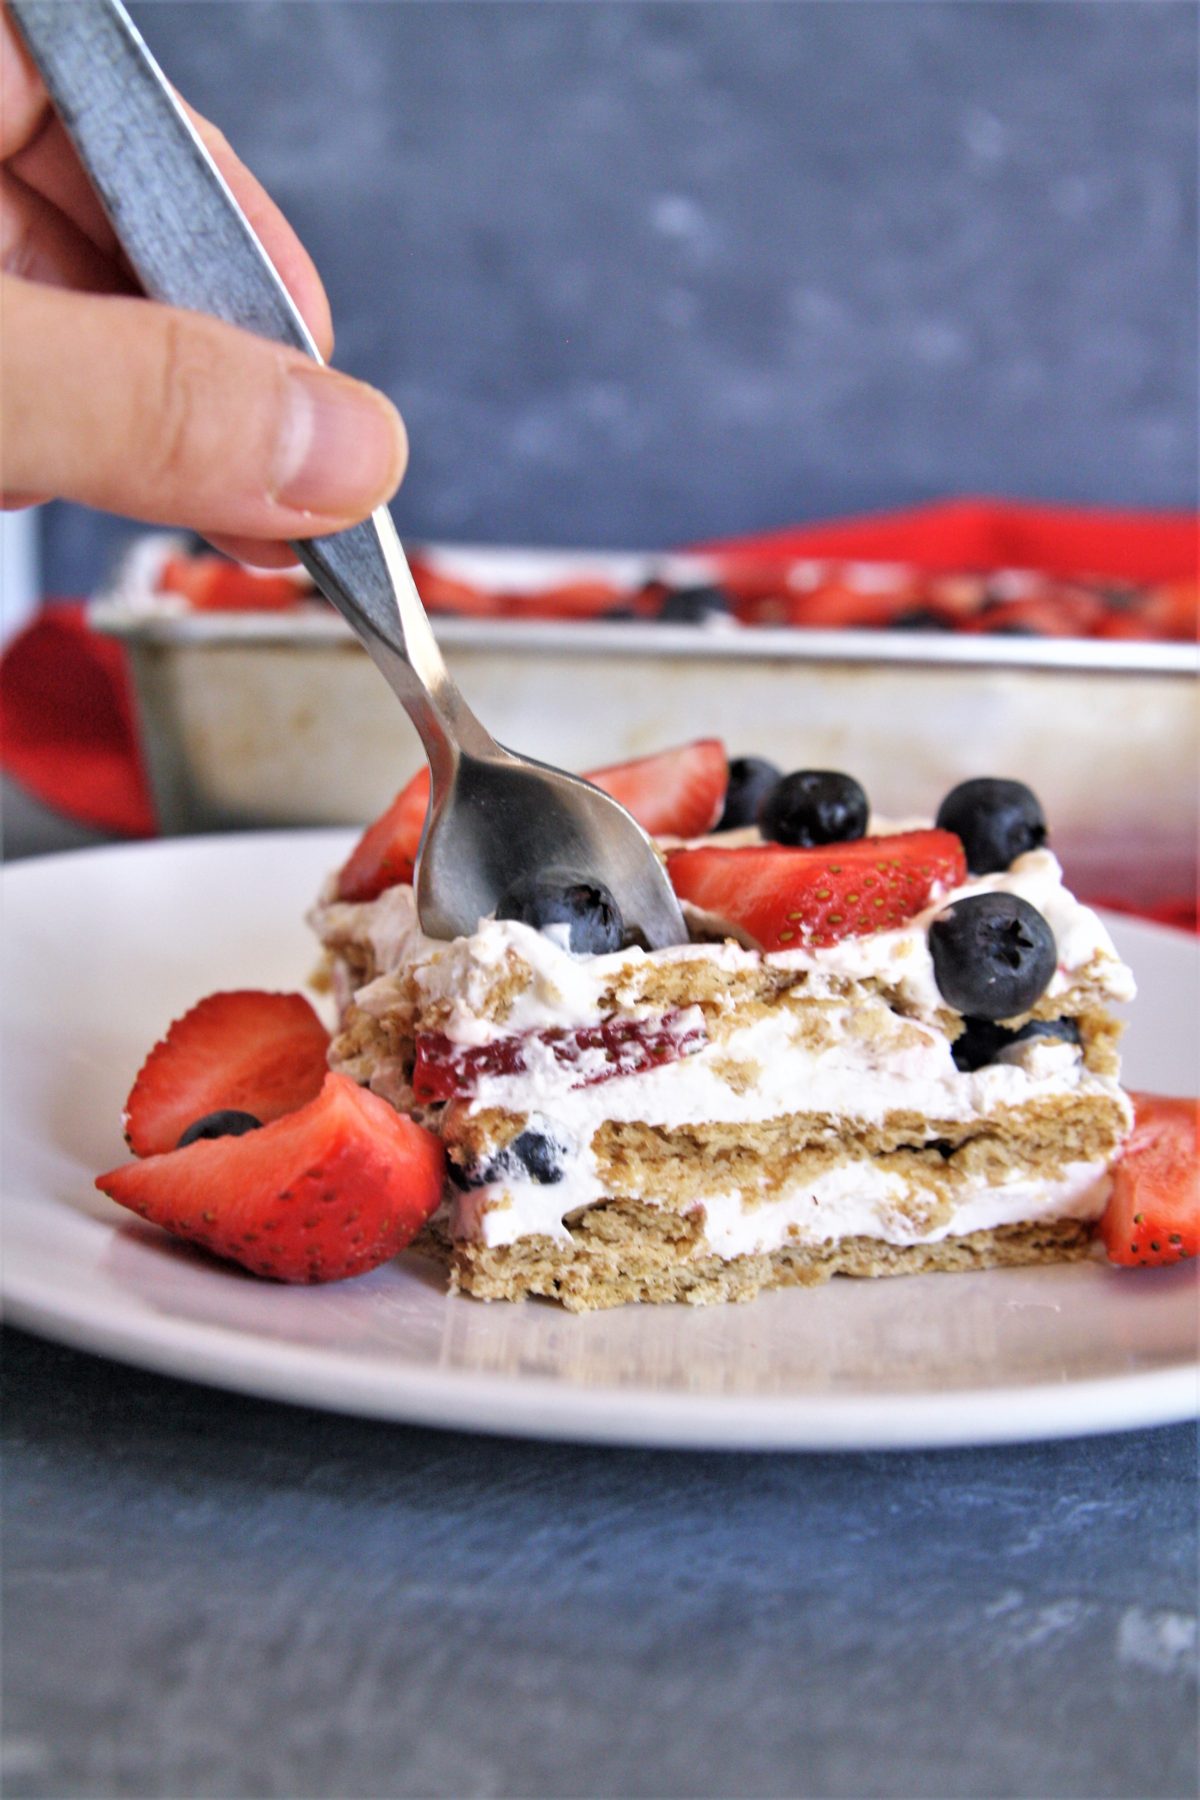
left=9, top=0, right=688, bottom=948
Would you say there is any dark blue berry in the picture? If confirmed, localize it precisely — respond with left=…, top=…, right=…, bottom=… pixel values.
left=446, top=1157, right=476, bottom=1191
left=656, top=584, right=733, bottom=624
left=936, top=778, right=1047, bottom=875
left=950, top=1017, right=1012, bottom=1072
left=1014, top=1016, right=1080, bottom=1047
left=951, top=1014, right=1080, bottom=1072
left=496, top=871, right=623, bottom=954
left=716, top=756, right=782, bottom=832
left=507, top=1129, right=564, bottom=1185
left=176, top=1109, right=262, bottom=1148
left=759, top=770, right=869, bottom=848
left=891, top=608, right=952, bottom=632
left=929, top=894, right=1057, bottom=1020
left=451, top=1126, right=566, bottom=1189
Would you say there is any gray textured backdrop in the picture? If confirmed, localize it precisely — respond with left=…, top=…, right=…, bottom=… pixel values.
left=42, top=0, right=1199, bottom=594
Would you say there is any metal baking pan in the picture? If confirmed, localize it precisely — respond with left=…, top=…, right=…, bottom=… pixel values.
left=90, top=536, right=1198, bottom=907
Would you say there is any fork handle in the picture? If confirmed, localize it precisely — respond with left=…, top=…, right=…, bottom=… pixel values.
left=8, top=0, right=496, bottom=772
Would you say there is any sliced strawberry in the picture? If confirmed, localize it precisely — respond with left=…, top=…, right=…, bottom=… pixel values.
left=336, top=768, right=431, bottom=902
left=158, top=554, right=303, bottom=612
left=782, top=582, right=910, bottom=631
left=667, top=829, right=967, bottom=950
left=413, top=1010, right=707, bottom=1102
left=711, top=557, right=802, bottom=612
left=497, top=579, right=625, bottom=621
left=1098, top=1092, right=1199, bottom=1268
left=407, top=557, right=504, bottom=618
left=967, top=590, right=1105, bottom=639
left=923, top=573, right=991, bottom=622
left=337, top=740, right=728, bottom=904
left=99, top=1072, right=444, bottom=1283
left=586, top=739, right=728, bottom=838
left=1095, top=612, right=1159, bottom=643
left=1134, top=580, right=1199, bottom=643
left=124, top=991, right=330, bottom=1157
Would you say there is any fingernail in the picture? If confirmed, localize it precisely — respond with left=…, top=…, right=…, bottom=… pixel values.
left=273, top=367, right=406, bottom=517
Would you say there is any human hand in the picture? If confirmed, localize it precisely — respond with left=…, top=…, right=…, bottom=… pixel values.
left=0, top=6, right=407, bottom=567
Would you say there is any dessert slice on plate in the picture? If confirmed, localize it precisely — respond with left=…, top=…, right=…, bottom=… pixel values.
left=312, top=743, right=1139, bottom=1310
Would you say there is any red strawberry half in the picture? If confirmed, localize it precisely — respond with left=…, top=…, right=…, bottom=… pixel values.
left=336, top=740, right=729, bottom=904
left=585, top=739, right=728, bottom=839
left=336, top=768, right=431, bottom=902
left=100, top=1072, right=445, bottom=1283
left=667, top=829, right=967, bottom=950
left=124, top=990, right=331, bottom=1157
left=1098, top=1092, right=1199, bottom=1268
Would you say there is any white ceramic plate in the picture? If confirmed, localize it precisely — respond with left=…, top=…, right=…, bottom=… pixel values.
left=3, top=832, right=1197, bottom=1450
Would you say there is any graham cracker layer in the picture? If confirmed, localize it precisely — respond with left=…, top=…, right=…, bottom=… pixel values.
left=417, top=1206, right=1094, bottom=1312
left=591, top=1092, right=1128, bottom=1209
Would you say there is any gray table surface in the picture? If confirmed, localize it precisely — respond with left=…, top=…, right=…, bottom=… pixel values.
left=3, top=788, right=1198, bottom=1800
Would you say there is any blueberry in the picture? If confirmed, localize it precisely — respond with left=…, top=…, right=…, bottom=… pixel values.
left=759, top=770, right=869, bottom=847
left=656, top=584, right=733, bottom=624
left=507, top=1129, right=565, bottom=1185
left=496, top=871, right=623, bottom=954
left=716, top=756, right=782, bottom=832
left=446, top=1156, right=480, bottom=1192
left=929, top=894, right=1057, bottom=1020
left=935, top=778, right=1047, bottom=875
left=950, top=1014, right=1080, bottom=1072
left=451, top=1127, right=566, bottom=1189
left=891, top=607, right=951, bottom=632
left=176, top=1108, right=262, bottom=1148
left=950, top=1017, right=1013, bottom=1072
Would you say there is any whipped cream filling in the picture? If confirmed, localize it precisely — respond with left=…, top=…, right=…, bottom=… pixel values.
left=457, top=1002, right=1117, bottom=1129
left=453, top=1154, right=1113, bottom=1256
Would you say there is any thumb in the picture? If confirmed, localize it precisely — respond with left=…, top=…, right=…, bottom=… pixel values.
left=0, top=276, right=407, bottom=537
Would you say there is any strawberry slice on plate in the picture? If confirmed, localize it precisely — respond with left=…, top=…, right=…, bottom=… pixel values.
left=586, top=739, right=728, bottom=839
left=667, top=829, right=967, bottom=950
left=336, top=740, right=729, bottom=903
left=124, top=990, right=331, bottom=1157
left=100, top=1073, right=445, bottom=1283
left=1098, top=1092, right=1199, bottom=1268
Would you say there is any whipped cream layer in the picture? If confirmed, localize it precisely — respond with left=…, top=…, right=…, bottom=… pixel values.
left=312, top=837, right=1134, bottom=1260
left=453, top=1154, right=1113, bottom=1256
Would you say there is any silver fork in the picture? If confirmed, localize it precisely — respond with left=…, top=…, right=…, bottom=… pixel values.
left=9, top=0, right=688, bottom=949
